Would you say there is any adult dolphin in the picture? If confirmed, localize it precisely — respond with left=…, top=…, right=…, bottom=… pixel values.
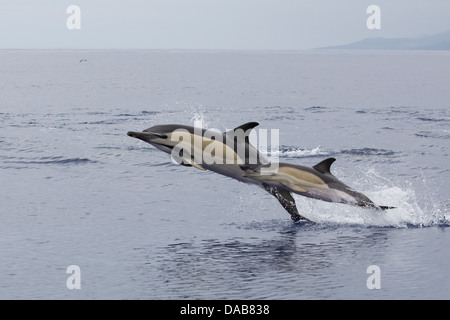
left=127, top=122, right=394, bottom=223
left=243, top=158, right=395, bottom=211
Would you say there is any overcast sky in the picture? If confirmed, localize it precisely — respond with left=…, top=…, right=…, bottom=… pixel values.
left=1, top=0, right=449, bottom=50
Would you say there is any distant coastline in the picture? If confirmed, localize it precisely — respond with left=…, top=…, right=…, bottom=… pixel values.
left=319, top=30, right=450, bottom=50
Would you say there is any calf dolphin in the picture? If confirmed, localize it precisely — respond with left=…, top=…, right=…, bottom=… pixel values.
left=127, top=122, right=394, bottom=223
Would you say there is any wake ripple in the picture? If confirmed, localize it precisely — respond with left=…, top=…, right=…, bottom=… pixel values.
left=2, top=156, right=97, bottom=166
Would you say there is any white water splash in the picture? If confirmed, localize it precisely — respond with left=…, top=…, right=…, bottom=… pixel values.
left=294, top=174, right=446, bottom=228
left=191, top=112, right=209, bottom=128
left=270, top=146, right=325, bottom=158
left=178, top=102, right=210, bottom=128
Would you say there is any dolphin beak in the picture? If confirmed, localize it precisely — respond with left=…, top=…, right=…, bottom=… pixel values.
left=127, top=131, right=168, bottom=142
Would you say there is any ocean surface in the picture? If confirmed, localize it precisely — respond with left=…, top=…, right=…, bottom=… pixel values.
left=0, top=49, right=449, bottom=299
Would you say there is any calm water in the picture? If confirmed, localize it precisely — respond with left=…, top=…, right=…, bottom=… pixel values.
left=0, top=50, right=449, bottom=299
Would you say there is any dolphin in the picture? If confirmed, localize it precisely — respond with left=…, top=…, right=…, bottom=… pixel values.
left=127, top=122, right=394, bottom=223
left=243, top=158, right=395, bottom=211
left=127, top=122, right=269, bottom=173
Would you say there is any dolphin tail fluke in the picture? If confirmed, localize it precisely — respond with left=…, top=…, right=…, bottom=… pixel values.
left=379, top=205, right=396, bottom=210
left=262, top=183, right=314, bottom=223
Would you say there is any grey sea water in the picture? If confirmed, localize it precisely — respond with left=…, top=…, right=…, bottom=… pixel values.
left=0, top=49, right=449, bottom=299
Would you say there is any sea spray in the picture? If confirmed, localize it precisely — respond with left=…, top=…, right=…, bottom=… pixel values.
left=291, top=170, right=446, bottom=228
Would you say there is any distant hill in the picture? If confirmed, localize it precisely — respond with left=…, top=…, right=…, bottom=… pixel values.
left=320, top=30, right=450, bottom=50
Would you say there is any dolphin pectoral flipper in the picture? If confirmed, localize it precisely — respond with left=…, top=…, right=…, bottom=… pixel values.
left=186, top=158, right=206, bottom=171
left=262, top=183, right=313, bottom=223
left=190, top=162, right=206, bottom=171
left=178, top=156, right=206, bottom=171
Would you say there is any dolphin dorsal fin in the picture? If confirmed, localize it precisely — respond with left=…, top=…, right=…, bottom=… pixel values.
left=233, top=122, right=259, bottom=132
left=313, top=157, right=336, bottom=174
left=226, top=122, right=259, bottom=135
left=225, top=122, right=259, bottom=143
